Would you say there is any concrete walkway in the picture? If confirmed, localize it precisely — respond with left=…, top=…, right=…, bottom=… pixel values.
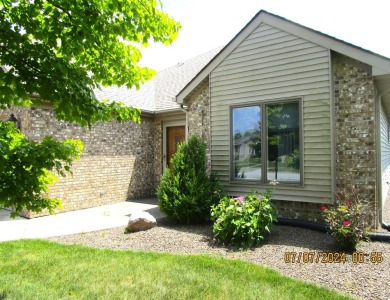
left=0, top=198, right=164, bottom=242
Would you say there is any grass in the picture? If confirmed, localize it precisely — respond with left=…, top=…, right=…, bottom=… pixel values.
left=0, top=240, right=354, bottom=300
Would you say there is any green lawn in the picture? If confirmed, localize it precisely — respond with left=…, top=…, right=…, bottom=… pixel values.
left=0, top=240, right=354, bottom=300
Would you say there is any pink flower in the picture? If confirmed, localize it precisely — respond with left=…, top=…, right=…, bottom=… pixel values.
left=346, top=201, right=352, bottom=206
left=343, top=221, right=350, bottom=226
left=234, top=196, right=246, bottom=206
left=321, top=205, right=327, bottom=211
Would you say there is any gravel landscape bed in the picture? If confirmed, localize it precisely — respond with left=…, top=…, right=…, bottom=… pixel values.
left=47, top=219, right=390, bottom=300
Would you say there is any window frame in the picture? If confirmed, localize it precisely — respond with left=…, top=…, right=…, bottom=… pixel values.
left=229, top=98, right=303, bottom=186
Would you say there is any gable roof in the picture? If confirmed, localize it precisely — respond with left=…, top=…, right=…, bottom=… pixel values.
left=93, top=47, right=222, bottom=113
left=176, top=10, right=390, bottom=103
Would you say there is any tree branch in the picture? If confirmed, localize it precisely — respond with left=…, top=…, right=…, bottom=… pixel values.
left=0, top=44, right=45, bottom=78
left=46, top=0, right=73, bottom=20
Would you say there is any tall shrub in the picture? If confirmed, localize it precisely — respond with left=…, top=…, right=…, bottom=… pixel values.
left=157, top=135, right=222, bottom=224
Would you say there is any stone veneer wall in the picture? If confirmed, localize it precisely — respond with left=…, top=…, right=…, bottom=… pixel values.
left=186, top=82, right=211, bottom=171
left=332, top=52, right=377, bottom=228
left=273, top=201, right=324, bottom=222
left=154, top=120, right=163, bottom=185
left=1, top=107, right=156, bottom=217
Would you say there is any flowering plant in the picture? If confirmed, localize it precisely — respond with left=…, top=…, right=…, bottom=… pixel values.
left=321, top=188, right=369, bottom=251
left=211, top=190, right=277, bottom=248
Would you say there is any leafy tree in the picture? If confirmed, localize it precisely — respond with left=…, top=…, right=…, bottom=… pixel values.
left=0, top=122, right=83, bottom=217
left=0, top=0, right=180, bottom=215
left=0, top=0, right=180, bottom=126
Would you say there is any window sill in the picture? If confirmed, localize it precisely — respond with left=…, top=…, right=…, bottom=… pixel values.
left=229, top=179, right=304, bottom=188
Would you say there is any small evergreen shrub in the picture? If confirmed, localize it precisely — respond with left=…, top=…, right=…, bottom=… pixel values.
left=211, top=190, right=277, bottom=248
left=157, top=135, right=222, bottom=224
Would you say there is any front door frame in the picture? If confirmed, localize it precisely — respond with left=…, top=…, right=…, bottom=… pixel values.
left=163, top=120, right=187, bottom=171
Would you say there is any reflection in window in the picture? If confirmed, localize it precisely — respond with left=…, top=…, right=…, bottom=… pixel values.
left=267, top=102, right=300, bottom=183
left=232, top=106, right=261, bottom=180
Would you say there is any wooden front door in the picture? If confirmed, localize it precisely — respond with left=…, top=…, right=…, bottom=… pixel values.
left=167, top=126, right=185, bottom=167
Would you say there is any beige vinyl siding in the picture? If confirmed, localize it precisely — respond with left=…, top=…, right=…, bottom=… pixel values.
left=210, top=23, right=332, bottom=203
left=380, top=103, right=390, bottom=210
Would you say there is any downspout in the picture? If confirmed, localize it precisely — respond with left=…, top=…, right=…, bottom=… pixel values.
left=376, top=94, right=383, bottom=228
left=275, top=218, right=390, bottom=242
left=329, top=50, right=336, bottom=204
left=179, top=104, right=189, bottom=140
left=172, top=94, right=189, bottom=140
left=209, top=75, right=212, bottom=172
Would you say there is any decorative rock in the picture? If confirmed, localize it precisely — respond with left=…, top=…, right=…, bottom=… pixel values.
left=127, top=211, right=156, bottom=232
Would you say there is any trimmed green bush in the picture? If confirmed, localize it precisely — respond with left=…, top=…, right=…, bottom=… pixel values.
left=157, top=135, right=222, bottom=224
left=211, top=191, right=277, bottom=248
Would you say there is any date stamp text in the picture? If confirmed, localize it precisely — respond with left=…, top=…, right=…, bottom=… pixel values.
left=284, top=251, right=383, bottom=263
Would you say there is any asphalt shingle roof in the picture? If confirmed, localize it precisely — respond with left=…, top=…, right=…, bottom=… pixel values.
left=93, top=47, right=222, bottom=113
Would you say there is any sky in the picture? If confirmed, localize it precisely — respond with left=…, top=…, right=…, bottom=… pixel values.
left=140, top=0, right=390, bottom=71
left=233, top=106, right=261, bottom=134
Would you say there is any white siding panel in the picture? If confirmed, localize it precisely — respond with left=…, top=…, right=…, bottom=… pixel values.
left=210, top=22, right=332, bottom=203
left=221, top=41, right=317, bottom=67
left=212, top=73, right=329, bottom=94
left=211, top=59, right=329, bottom=84
left=213, top=46, right=328, bottom=74
left=244, top=24, right=285, bottom=40
left=211, top=84, right=329, bottom=101
left=227, top=38, right=308, bottom=61
left=237, top=31, right=295, bottom=50
left=381, top=103, right=390, bottom=211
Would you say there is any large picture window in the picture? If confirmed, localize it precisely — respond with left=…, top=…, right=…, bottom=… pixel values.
left=231, top=100, right=301, bottom=184
left=232, top=106, right=262, bottom=180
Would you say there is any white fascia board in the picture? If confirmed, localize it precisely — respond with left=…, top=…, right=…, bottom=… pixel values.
left=154, top=108, right=182, bottom=115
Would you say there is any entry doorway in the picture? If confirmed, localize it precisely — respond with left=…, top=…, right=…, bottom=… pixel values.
left=162, top=121, right=186, bottom=171
left=167, top=126, right=185, bottom=168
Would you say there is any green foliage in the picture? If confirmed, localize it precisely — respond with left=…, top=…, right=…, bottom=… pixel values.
left=0, top=240, right=353, bottom=300
left=0, top=0, right=180, bottom=215
left=0, top=122, right=83, bottom=217
left=157, top=135, right=222, bottom=224
left=322, top=187, right=370, bottom=252
left=0, top=0, right=180, bottom=126
left=285, top=148, right=300, bottom=169
left=211, top=190, right=277, bottom=248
